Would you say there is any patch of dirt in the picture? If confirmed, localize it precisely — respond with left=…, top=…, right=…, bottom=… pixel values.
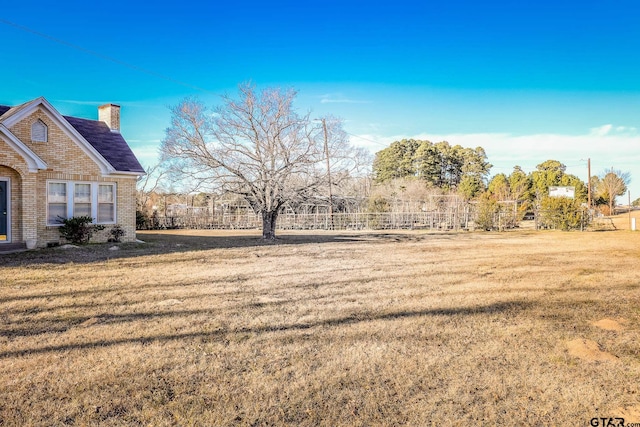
left=618, top=404, right=640, bottom=422
left=591, top=318, right=625, bottom=331
left=566, top=339, right=618, bottom=362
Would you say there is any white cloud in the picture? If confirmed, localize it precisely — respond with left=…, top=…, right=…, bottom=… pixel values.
left=589, top=124, right=638, bottom=137
left=615, top=125, right=637, bottom=134
left=590, top=124, right=613, bottom=136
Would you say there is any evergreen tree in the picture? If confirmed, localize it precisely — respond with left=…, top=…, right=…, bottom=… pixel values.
left=373, top=139, right=491, bottom=192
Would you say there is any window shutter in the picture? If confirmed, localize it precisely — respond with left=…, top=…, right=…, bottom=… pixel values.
left=31, top=120, right=48, bottom=142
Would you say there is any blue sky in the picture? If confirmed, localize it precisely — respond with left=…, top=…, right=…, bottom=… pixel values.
left=2, top=0, right=640, bottom=198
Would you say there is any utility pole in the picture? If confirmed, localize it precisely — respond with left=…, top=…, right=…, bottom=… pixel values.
left=587, top=158, right=591, bottom=208
left=322, top=118, right=334, bottom=229
left=628, top=190, right=632, bottom=230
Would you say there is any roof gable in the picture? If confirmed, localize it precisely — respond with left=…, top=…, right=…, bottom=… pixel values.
left=0, top=124, right=48, bottom=172
left=0, top=102, right=32, bottom=122
left=0, top=98, right=145, bottom=175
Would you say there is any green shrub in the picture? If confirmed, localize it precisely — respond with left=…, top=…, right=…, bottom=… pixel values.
left=57, top=216, right=105, bottom=245
left=136, top=210, right=148, bottom=229
left=475, top=193, right=499, bottom=230
left=367, top=195, right=390, bottom=213
left=367, top=196, right=391, bottom=229
left=538, top=197, right=589, bottom=230
left=109, top=224, right=126, bottom=243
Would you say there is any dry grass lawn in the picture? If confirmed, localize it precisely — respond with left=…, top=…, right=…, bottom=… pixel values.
left=1, top=228, right=639, bottom=426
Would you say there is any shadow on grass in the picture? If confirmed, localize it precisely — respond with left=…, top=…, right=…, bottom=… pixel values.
left=0, top=261, right=432, bottom=305
left=0, top=230, right=465, bottom=267
left=0, top=300, right=531, bottom=358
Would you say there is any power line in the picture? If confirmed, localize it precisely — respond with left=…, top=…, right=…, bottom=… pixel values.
left=0, top=18, right=214, bottom=94
left=344, top=131, right=389, bottom=148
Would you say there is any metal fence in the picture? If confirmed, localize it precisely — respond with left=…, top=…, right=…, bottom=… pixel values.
left=142, top=210, right=477, bottom=231
left=140, top=206, right=600, bottom=232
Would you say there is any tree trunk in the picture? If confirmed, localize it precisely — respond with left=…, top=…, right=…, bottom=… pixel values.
left=262, top=210, right=278, bottom=240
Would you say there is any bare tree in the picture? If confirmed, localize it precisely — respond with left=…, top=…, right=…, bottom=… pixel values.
left=160, top=83, right=364, bottom=239
left=596, top=168, right=631, bottom=215
left=136, top=162, right=168, bottom=214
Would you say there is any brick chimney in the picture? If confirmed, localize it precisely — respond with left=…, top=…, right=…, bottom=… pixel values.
left=98, top=103, right=120, bottom=132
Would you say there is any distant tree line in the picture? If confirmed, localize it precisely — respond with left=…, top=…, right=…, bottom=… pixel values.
left=483, top=160, right=588, bottom=230
left=371, top=140, right=631, bottom=231
left=372, top=139, right=492, bottom=199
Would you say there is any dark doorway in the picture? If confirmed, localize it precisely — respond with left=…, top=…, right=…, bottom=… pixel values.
left=0, top=181, right=7, bottom=241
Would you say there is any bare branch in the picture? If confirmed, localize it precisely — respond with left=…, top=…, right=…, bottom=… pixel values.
left=160, top=84, right=362, bottom=239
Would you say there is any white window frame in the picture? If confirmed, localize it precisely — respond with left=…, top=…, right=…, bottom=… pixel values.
left=47, top=181, right=68, bottom=226
left=47, top=181, right=117, bottom=226
left=73, top=183, right=92, bottom=217
left=31, top=120, right=48, bottom=142
left=97, top=183, right=116, bottom=224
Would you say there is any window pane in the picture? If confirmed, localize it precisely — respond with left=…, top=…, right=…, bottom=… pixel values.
left=48, top=182, right=67, bottom=224
left=74, top=203, right=92, bottom=217
left=97, top=184, right=115, bottom=223
left=98, top=203, right=114, bottom=223
left=74, top=184, right=91, bottom=203
left=48, top=183, right=66, bottom=203
left=98, top=185, right=113, bottom=203
left=48, top=204, right=67, bottom=224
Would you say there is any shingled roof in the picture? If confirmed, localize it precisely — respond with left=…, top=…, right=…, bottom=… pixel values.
left=63, top=115, right=145, bottom=173
left=0, top=104, right=145, bottom=174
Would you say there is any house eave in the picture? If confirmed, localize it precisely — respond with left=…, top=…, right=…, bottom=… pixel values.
left=1, top=97, right=115, bottom=174
left=104, top=170, right=147, bottom=178
left=0, top=124, right=48, bottom=172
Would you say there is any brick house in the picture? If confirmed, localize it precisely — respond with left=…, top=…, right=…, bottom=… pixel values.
left=0, top=97, right=145, bottom=249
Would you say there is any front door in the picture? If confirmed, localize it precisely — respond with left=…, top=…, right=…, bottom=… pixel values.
left=0, top=181, right=7, bottom=241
